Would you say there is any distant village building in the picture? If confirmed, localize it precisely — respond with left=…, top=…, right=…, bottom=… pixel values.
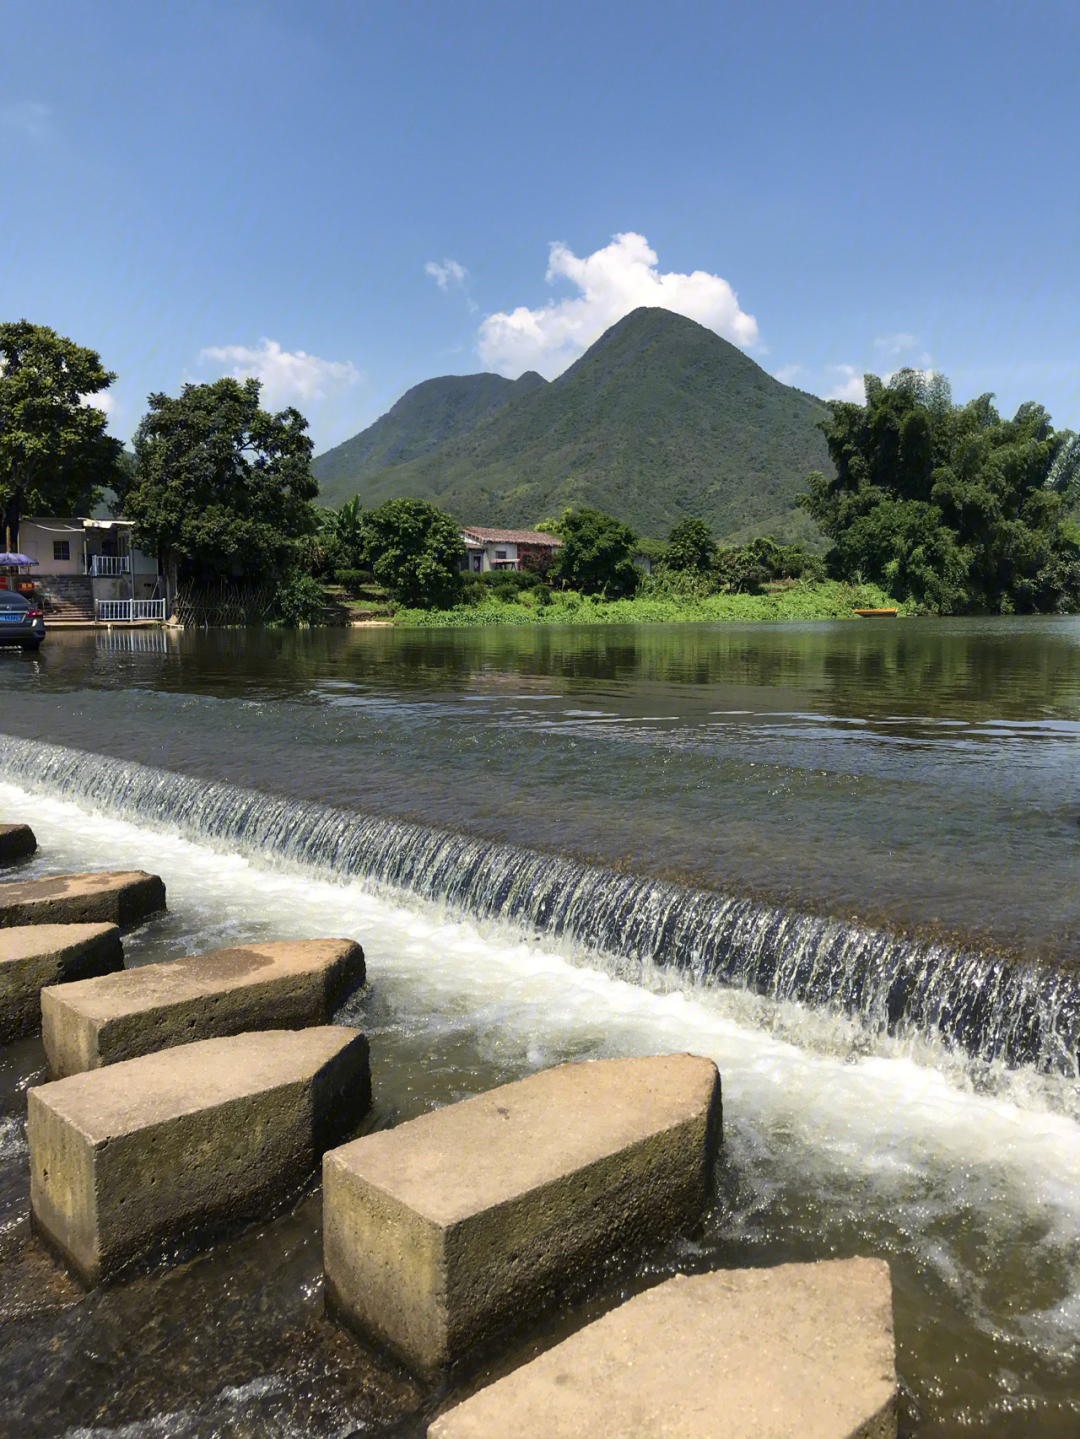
left=459, top=526, right=562, bottom=574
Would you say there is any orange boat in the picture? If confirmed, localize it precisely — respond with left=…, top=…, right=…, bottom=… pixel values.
left=852, top=608, right=898, bottom=617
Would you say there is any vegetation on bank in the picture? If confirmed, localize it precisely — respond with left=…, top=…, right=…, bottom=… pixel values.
left=802, top=369, right=1080, bottom=614
left=394, top=578, right=911, bottom=627
left=4, top=318, right=1077, bottom=627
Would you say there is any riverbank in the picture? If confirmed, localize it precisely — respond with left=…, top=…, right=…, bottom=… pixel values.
left=394, top=579, right=911, bottom=627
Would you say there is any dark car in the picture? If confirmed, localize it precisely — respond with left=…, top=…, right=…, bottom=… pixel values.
left=0, top=590, right=46, bottom=651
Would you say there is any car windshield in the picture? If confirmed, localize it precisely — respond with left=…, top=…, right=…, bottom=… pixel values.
left=0, top=592, right=31, bottom=610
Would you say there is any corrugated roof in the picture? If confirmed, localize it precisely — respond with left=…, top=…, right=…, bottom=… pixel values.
left=460, top=526, right=562, bottom=546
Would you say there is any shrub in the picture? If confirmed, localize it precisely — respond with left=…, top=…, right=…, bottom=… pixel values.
left=332, top=568, right=369, bottom=594
left=269, top=571, right=326, bottom=627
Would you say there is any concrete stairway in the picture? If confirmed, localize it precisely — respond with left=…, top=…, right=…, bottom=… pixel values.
left=38, top=575, right=95, bottom=622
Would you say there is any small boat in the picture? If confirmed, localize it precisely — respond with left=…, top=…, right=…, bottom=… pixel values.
left=852, top=607, right=898, bottom=618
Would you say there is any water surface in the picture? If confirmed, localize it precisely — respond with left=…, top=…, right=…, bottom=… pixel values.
left=1, top=618, right=1080, bottom=1436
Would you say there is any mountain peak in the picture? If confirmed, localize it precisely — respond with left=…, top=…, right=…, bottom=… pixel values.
left=313, top=313, right=831, bottom=543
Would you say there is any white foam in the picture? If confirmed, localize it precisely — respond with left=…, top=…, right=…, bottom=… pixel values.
left=4, top=778, right=1080, bottom=1357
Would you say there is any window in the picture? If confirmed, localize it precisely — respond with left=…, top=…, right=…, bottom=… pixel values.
left=495, top=549, right=507, bottom=559
left=53, top=540, right=70, bottom=561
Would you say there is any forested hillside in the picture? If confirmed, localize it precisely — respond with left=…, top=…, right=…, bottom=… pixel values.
left=314, top=308, right=832, bottom=541
left=314, top=371, right=544, bottom=499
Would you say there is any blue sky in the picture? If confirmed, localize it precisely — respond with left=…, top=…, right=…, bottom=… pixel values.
left=2, top=0, right=1077, bottom=453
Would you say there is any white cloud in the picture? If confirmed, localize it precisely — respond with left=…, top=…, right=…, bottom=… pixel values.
left=774, top=364, right=803, bottom=386
left=477, top=232, right=759, bottom=379
left=1, top=102, right=50, bottom=140
left=198, top=339, right=361, bottom=411
left=80, top=390, right=116, bottom=414
left=425, top=258, right=468, bottom=291
left=824, top=365, right=866, bottom=403
left=875, top=332, right=933, bottom=368
left=874, top=332, right=917, bottom=356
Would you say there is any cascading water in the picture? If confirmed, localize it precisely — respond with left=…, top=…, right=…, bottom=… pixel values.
left=4, top=733, right=1078, bottom=1075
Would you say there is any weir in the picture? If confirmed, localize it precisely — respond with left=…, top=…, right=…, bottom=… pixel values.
left=3, top=733, right=1079, bottom=1075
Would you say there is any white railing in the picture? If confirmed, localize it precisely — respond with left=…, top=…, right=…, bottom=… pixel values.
left=95, top=599, right=167, bottom=623
left=87, top=556, right=131, bottom=576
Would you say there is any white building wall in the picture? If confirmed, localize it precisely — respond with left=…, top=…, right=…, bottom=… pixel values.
left=18, top=519, right=86, bottom=575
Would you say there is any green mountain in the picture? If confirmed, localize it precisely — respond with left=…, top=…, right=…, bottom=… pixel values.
left=314, top=370, right=545, bottom=494
left=313, top=308, right=833, bottom=542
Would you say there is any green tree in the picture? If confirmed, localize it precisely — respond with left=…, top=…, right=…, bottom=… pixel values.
left=713, top=536, right=826, bottom=593
left=269, top=571, right=326, bottom=626
left=311, top=495, right=367, bottom=577
left=363, top=497, right=464, bottom=608
left=550, top=506, right=640, bottom=596
left=799, top=369, right=1080, bottom=612
left=121, top=377, right=317, bottom=580
left=665, top=517, right=716, bottom=573
left=0, top=320, right=123, bottom=547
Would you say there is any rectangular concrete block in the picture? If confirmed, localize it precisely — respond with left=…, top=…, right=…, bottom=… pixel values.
left=430, top=1259, right=898, bottom=1439
left=42, top=937, right=366, bottom=1077
left=0, top=870, right=166, bottom=930
left=1, top=923, right=124, bottom=1043
left=29, top=1026, right=371, bottom=1285
left=324, top=1053, right=721, bottom=1376
left=0, top=823, right=37, bottom=864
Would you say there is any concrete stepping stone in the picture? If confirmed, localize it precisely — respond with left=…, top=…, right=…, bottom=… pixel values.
left=429, top=1258, right=898, bottom=1439
left=0, top=823, right=37, bottom=864
left=42, top=937, right=367, bottom=1077
left=1, top=923, right=124, bottom=1043
left=0, top=870, right=166, bottom=930
left=29, top=1026, right=371, bottom=1285
left=324, top=1053, right=721, bottom=1376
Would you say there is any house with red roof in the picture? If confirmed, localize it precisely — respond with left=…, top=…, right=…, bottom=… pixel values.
left=459, top=526, right=562, bottom=574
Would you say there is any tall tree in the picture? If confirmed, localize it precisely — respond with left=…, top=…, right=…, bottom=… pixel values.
left=799, top=369, right=1080, bottom=613
left=550, top=507, right=640, bottom=596
left=363, top=497, right=464, bottom=608
left=121, top=378, right=317, bottom=580
left=665, top=516, right=717, bottom=573
left=0, top=320, right=122, bottom=547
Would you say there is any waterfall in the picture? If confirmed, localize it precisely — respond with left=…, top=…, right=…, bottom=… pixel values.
left=3, top=734, right=1078, bottom=1075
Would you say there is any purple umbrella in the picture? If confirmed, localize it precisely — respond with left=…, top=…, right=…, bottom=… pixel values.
left=0, top=553, right=39, bottom=566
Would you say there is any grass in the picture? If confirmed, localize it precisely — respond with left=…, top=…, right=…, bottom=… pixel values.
left=394, top=579, right=913, bottom=628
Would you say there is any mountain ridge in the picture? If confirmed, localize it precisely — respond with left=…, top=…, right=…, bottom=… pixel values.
left=313, top=308, right=833, bottom=542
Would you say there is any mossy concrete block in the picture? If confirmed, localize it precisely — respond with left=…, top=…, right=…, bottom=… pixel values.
left=324, top=1053, right=721, bottom=1376
left=28, top=1026, right=371, bottom=1285
left=42, top=937, right=366, bottom=1077
left=0, top=923, right=124, bottom=1043
left=430, top=1258, right=898, bottom=1439
left=0, top=823, right=37, bottom=865
left=0, top=870, right=166, bottom=930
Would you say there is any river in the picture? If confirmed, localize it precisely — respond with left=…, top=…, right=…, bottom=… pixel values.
left=1, top=618, right=1079, bottom=1436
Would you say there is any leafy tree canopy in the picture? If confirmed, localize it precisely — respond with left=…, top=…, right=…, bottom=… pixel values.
left=799, top=369, right=1080, bottom=613
left=0, top=320, right=123, bottom=545
left=665, top=516, right=717, bottom=573
left=713, top=536, right=825, bottom=593
left=363, top=497, right=464, bottom=608
left=121, top=377, right=317, bottom=580
left=549, top=506, right=640, bottom=597
left=311, top=494, right=367, bottom=577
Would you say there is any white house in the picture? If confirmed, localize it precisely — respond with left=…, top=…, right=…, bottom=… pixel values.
left=16, top=518, right=168, bottom=620
left=460, top=526, right=562, bottom=574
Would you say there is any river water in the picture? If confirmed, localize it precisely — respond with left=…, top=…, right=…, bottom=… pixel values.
left=1, top=619, right=1080, bottom=1436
